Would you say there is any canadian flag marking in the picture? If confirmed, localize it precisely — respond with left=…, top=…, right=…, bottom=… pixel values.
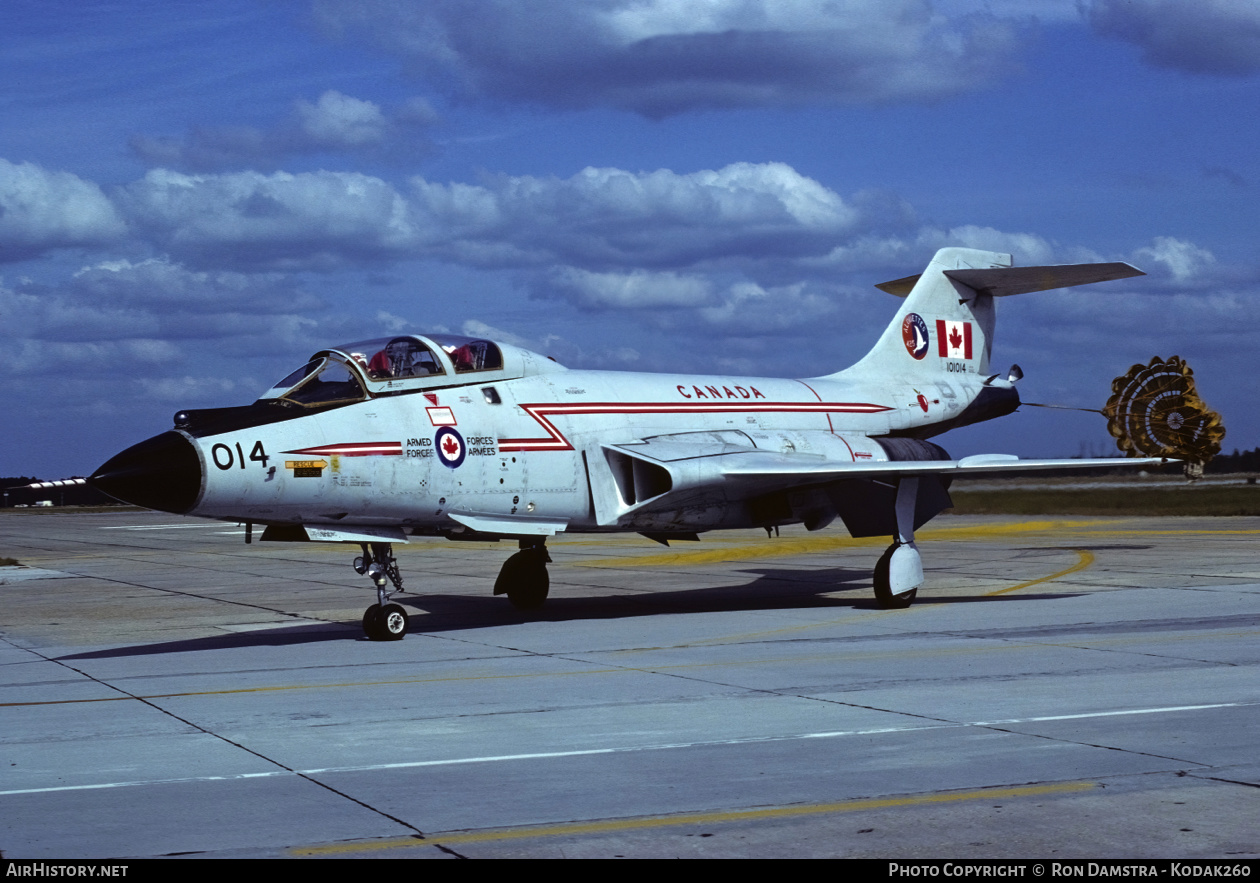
left=936, top=320, right=973, bottom=359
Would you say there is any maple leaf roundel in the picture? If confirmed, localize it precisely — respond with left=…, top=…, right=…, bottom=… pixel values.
left=435, top=427, right=467, bottom=469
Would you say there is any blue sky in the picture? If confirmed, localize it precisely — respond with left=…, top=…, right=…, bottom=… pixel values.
left=2, top=0, right=1257, bottom=477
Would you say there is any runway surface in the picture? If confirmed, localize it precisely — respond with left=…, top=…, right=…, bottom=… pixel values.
left=1, top=509, right=1257, bottom=859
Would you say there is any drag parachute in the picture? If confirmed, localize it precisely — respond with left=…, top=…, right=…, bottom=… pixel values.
left=1103, top=356, right=1224, bottom=475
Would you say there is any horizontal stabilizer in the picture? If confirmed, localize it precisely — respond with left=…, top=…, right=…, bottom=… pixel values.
left=945, top=262, right=1144, bottom=297
left=876, top=262, right=1143, bottom=298
left=873, top=274, right=922, bottom=297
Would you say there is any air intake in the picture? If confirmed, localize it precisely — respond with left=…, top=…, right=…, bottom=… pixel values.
left=603, top=449, right=673, bottom=507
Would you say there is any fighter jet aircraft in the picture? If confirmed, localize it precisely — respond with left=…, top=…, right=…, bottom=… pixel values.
left=89, top=247, right=1173, bottom=640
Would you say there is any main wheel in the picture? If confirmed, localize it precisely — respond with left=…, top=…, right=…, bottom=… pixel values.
left=872, top=544, right=918, bottom=609
left=496, top=550, right=550, bottom=610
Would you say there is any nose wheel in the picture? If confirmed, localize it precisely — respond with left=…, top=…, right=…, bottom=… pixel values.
left=355, top=543, right=409, bottom=640
left=363, top=603, right=409, bottom=641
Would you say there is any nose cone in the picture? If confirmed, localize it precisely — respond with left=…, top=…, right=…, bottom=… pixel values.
left=90, top=431, right=203, bottom=514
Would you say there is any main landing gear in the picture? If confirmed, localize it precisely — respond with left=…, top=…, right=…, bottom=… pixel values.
left=872, top=476, right=925, bottom=609
left=356, top=542, right=409, bottom=641
left=873, top=541, right=922, bottom=609
left=494, top=539, right=551, bottom=610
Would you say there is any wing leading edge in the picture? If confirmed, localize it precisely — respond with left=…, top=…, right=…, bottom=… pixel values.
left=718, top=451, right=1175, bottom=483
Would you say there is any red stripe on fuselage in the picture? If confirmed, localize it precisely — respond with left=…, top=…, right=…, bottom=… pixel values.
left=283, top=442, right=403, bottom=457
left=498, top=400, right=892, bottom=452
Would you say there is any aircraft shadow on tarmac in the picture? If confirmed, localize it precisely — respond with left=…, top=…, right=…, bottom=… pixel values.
left=1013, top=544, right=1153, bottom=552
left=55, top=565, right=1086, bottom=660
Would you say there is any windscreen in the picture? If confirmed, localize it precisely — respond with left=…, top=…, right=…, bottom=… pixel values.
left=283, top=357, right=366, bottom=406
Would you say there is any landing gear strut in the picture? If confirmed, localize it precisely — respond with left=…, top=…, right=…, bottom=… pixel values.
left=494, top=539, right=551, bottom=610
left=356, top=542, right=409, bottom=640
left=873, top=476, right=924, bottom=609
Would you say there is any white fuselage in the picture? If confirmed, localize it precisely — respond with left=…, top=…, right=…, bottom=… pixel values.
left=188, top=366, right=985, bottom=534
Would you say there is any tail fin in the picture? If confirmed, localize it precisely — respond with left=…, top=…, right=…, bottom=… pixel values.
left=832, top=247, right=1144, bottom=382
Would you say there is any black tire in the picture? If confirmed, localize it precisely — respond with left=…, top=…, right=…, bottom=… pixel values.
left=496, top=550, right=550, bottom=610
left=362, top=604, right=384, bottom=639
left=872, top=543, right=917, bottom=609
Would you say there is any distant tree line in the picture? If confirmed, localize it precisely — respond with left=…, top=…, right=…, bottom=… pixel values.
left=1208, top=448, right=1260, bottom=473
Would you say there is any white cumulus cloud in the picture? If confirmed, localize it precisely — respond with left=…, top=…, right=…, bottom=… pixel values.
left=1086, top=0, right=1260, bottom=75
left=294, top=91, right=390, bottom=148
left=117, top=168, right=419, bottom=269
left=113, top=161, right=859, bottom=272
left=1132, top=236, right=1216, bottom=283
left=0, top=159, right=126, bottom=261
left=411, top=162, right=860, bottom=270
left=130, top=91, right=439, bottom=171
left=544, top=267, right=715, bottom=309
left=312, top=0, right=1024, bottom=116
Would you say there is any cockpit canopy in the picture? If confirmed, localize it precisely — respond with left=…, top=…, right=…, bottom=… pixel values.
left=257, top=334, right=562, bottom=407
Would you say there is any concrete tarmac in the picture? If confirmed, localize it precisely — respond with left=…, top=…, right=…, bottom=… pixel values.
left=1, top=509, right=1257, bottom=859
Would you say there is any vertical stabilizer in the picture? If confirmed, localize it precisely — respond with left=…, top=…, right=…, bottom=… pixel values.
left=837, top=247, right=1010, bottom=382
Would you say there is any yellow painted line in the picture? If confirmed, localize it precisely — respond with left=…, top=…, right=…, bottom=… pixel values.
left=985, top=549, right=1095, bottom=596
left=5, top=624, right=1254, bottom=709
left=13, top=614, right=1252, bottom=711
left=0, top=608, right=1128, bottom=708
left=575, top=521, right=1121, bottom=569
left=291, top=781, right=1095, bottom=855
left=0, top=638, right=1053, bottom=707
left=1094, top=528, right=1260, bottom=536
left=576, top=535, right=881, bottom=568
left=11, top=522, right=1257, bottom=572
left=670, top=610, right=904, bottom=649
left=580, top=535, right=859, bottom=568
left=0, top=666, right=640, bottom=708
left=1029, top=628, right=1260, bottom=651
left=575, top=517, right=1260, bottom=571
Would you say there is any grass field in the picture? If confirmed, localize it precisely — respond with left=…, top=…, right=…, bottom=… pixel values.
left=948, top=484, right=1260, bottom=516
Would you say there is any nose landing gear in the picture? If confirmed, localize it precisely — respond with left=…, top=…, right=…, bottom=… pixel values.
left=356, top=542, right=409, bottom=640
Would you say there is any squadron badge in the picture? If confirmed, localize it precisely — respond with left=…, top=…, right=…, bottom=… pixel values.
left=901, top=313, right=930, bottom=360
